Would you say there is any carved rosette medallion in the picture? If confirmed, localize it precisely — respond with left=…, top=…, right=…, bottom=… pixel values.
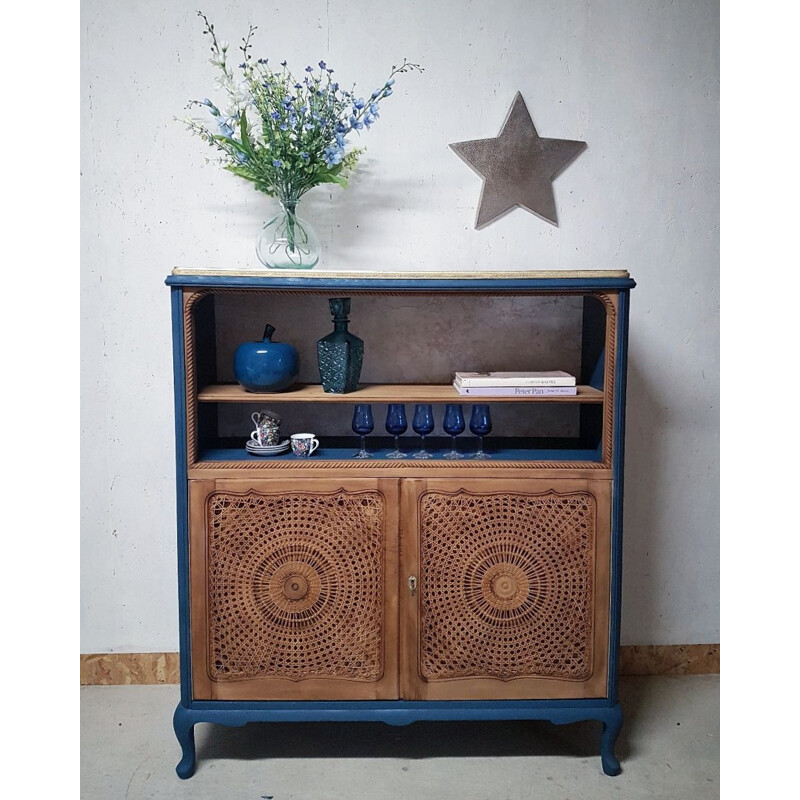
left=206, top=490, right=385, bottom=682
left=418, top=490, right=596, bottom=681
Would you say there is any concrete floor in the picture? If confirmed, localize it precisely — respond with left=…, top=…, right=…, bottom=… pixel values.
left=80, top=675, right=718, bottom=799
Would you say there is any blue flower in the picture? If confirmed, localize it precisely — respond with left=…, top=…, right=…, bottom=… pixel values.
left=280, top=60, right=287, bottom=67
left=348, top=115, right=363, bottom=131
left=273, top=159, right=282, bottom=167
left=305, top=65, right=313, bottom=72
left=202, top=98, right=220, bottom=116
left=217, top=119, right=235, bottom=137
left=300, top=151, right=310, bottom=160
left=369, top=102, right=380, bottom=116
left=279, top=123, right=288, bottom=131
left=323, top=145, right=344, bottom=166
left=318, top=60, right=327, bottom=70
left=257, top=58, right=268, bottom=64
left=353, top=97, right=365, bottom=110
left=363, top=113, right=375, bottom=129
left=335, top=132, right=346, bottom=147
left=270, top=111, right=280, bottom=120
left=235, top=151, right=249, bottom=163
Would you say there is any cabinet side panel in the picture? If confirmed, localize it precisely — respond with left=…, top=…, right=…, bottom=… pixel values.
left=171, top=287, right=193, bottom=704
left=608, top=288, right=631, bottom=702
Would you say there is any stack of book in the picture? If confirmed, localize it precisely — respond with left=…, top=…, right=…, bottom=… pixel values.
left=452, top=371, right=578, bottom=397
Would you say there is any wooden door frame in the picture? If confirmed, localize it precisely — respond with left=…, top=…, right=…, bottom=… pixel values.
left=189, top=477, right=400, bottom=701
left=399, top=477, right=611, bottom=700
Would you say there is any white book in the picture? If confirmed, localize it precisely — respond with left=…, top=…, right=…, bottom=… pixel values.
left=453, top=371, right=576, bottom=387
left=454, top=384, right=579, bottom=397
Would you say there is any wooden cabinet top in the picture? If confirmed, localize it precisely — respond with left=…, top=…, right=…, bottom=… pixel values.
left=166, top=268, right=635, bottom=290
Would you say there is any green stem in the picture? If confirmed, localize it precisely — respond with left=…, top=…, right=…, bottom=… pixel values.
left=282, top=200, right=297, bottom=253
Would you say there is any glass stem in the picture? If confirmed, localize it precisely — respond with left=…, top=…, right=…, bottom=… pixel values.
left=283, top=201, right=297, bottom=253
left=451, top=435, right=457, bottom=453
left=394, top=435, right=400, bottom=452
left=360, top=434, right=366, bottom=453
left=478, top=435, right=483, bottom=453
left=420, top=435, right=426, bottom=453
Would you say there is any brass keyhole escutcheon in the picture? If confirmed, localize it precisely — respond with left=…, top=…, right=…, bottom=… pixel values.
left=283, top=575, right=309, bottom=600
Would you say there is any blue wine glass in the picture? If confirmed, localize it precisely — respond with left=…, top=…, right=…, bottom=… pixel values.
left=385, top=404, right=408, bottom=459
left=469, top=404, right=492, bottom=459
left=442, top=403, right=466, bottom=459
left=352, top=404, right=374, bottom=459
left=412, top=404, right=435, bottom=459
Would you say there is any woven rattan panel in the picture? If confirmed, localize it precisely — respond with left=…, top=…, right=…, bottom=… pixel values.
left=206, top=490, right=385, bottom=682
left=418, top=490, right=596, bottom=682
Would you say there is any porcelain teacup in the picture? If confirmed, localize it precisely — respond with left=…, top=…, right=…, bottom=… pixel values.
left=250, top=410, right=281, bottom=446
left=290, top=433, right=319, bottom=457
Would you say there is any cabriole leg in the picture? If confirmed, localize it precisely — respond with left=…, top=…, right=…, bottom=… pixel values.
left=173, top=704, right=196, bottom=779
left=600, top=704, right=623, bottom=776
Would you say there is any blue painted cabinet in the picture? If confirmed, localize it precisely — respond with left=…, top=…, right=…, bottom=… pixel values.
left=166, top=270, right=634, bottom=778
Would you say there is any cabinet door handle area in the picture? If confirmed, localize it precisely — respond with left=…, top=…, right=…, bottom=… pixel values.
left=408, top=575, right=417, bottom=596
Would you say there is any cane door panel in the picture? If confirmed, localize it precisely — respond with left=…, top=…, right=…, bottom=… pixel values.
left=400, top=478, right=611, bottom=700
left=189, top=478, right=399, bottom=700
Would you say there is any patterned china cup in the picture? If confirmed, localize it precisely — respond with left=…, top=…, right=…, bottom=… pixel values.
left=249, top=429, right=278, bottom=446
left=251, top=410, right=281, bottom=446
left=290, top=433, right=320, bottom=457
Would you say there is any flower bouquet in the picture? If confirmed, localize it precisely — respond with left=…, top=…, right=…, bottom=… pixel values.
left=182, top=12, right=421, bottom=268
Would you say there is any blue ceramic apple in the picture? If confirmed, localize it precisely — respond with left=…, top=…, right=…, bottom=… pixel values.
left=234, top=324, right=299, bottom=392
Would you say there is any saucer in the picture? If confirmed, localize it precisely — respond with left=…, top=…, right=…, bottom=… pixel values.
left=246, top=438, right=290, bottom=456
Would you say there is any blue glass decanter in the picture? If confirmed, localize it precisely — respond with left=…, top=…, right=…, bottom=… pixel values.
left=316, top=297, right=364, bottom=394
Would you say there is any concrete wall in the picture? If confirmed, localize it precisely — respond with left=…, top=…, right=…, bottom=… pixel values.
left=80, top=0, right=719, bottom=651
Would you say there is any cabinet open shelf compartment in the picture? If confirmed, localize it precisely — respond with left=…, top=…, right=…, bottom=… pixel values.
left=185, top=286, right=613, bottom=467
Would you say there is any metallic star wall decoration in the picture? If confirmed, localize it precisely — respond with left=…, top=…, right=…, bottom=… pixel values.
left=450, top=92, right=587, bottom=228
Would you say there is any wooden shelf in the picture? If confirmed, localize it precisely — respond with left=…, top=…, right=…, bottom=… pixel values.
left=197, top=383, right=604, bottom=404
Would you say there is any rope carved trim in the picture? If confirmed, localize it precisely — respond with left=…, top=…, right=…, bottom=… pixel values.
left=416, top=489, right=597, bottom=682
left=183, top=290, right=213, bottom=467
left=204, top=488, right=386, bottom=683
left=194, top=459, right=607, bottom=471
left=589, top=292, right=617, bottom=469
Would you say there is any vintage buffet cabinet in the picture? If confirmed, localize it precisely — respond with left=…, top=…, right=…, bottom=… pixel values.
left=166, top=268, right=635, bottom=778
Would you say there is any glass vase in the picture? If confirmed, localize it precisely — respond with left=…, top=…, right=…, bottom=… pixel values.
left=255, top=200, right=320, bottom=269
